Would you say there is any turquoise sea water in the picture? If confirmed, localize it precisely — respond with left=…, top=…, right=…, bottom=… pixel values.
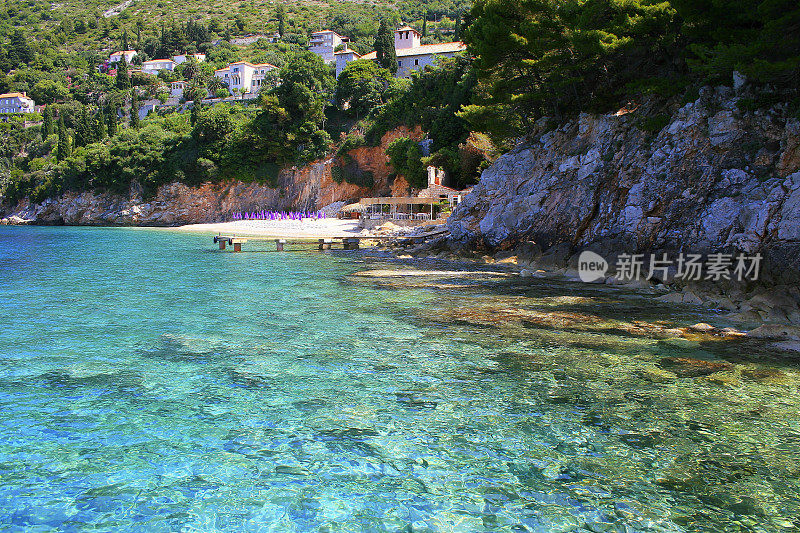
left=1, top=226, right=799, bottom=532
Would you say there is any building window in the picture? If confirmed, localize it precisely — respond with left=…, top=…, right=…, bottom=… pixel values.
left=414, top=59, right=419, bottom=66
left=398, top=60, right=402, bottom=67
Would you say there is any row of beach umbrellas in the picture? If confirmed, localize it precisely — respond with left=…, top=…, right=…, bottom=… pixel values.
left=231, top=210, right=327, bottom=221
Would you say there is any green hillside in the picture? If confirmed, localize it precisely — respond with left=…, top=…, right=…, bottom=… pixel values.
left=0, top=0, right=798, bottom=209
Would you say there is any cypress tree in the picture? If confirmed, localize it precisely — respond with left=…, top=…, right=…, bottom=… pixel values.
left=42, top=105, right=55, bottom=139
left=276, top=5, right=286, bottom=36
left=84, top=107, right=97, bottom=144
left=95, top=110, right=107, bottom=140
left=454, top=12, right=462, bottom=41
left=116, top=57, right=130, bottom=90
left=375, top=19, right=398, bottom=74
left=57, top=116, right=70, bottom=161
left=422, top=16, right=427, bottom=38
left=122, top=27, right=129, bottom=51
left=190, top=102, right=200, bottom=126
left=74, top=107, right=89, bottom=147
left=129, top=91, right=140, bottom=129
left=107, top=107, right=118, bottom=136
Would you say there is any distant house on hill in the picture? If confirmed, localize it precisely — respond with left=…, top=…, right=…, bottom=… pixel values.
left=170, top=81, right=186, bottom=99
left=0, top=92, right=35, bottom=114
left=309, top=30, right=349, bottom=64
left=142, top=59, right=176, bottom=75
left=109, top=50, right=138, bottom=63
left=214, top=61, right=278, bottom=97
left=337, top=26, right=466, bottom=78
left=173, top=53, right=206, bottom=65
left=335, top=48, right=362, bottom=78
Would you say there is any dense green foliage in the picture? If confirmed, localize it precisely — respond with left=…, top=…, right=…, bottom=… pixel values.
left=361, top=56, right=482, bottom=189
left=386, top=137, right=427, bottom=188
left=672, top=0, right=799, bottom=86
left=335, top=60, right=394, bottom=120
left=461, top=0, right=800, bottom=141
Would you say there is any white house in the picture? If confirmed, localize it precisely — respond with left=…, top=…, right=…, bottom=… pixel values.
left=173, top=53, right=206, bottom=65
left=0, top=92, right=35, bottom=114
left=347, top=26, right=467, bottom=78
left=214, top=61, right=278, bottom=96
left=109, top=50, right=138, bottom=63
left=309, top=30, right=349, bottom=64
left=141, top=59, right=176, bottom=75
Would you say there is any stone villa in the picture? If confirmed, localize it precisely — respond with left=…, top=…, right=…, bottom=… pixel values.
left=309, top=30, right=349, bottom=64
left=335, top=26, right=466, bottom=78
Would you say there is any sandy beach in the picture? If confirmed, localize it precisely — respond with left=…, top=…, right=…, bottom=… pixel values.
left=172, top=218, right=370, bottom=239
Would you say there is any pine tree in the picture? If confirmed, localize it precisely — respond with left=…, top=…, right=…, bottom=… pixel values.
left=116, top=57, right=130, bottom=90
left=57, top=116, right=70, bottom=161
left=375, top=19, right=398, bottom=74
left=8, top=29, right=33, bottom=67
left=42, top=105, right=55, bottom=139
left=129, top=91, right=140, bottom=129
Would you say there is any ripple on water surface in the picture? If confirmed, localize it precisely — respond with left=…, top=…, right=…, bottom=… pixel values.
left=0, top=226, right=799, bottom=532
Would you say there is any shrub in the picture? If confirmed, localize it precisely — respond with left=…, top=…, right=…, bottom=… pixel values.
left=387, top=137, right=426, bottom=188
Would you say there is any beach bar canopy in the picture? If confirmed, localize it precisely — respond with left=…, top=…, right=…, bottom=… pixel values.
left=358, top=197, right=438, bottom=206
left=357, top=196, right=439, bottom=218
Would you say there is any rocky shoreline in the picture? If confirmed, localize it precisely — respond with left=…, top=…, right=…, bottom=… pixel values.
left=436, top=86, right=800, bottom=329
left=378, top=223, right=800, bottom=349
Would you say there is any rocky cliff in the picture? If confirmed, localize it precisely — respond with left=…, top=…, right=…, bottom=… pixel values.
left=446, top=86, right=800, bottom=323
left=0, top=126, right=417, bottom=226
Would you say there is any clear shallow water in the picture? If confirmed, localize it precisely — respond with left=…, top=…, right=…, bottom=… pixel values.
left=1, top=226, right=799, bottom=532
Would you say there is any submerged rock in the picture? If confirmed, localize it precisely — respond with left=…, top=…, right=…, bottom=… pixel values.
left=658, top=357, right=733, bottom=378
left=636, top=367, right=678, bottom=383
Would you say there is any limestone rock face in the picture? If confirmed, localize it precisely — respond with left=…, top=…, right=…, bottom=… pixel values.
left=448, top=88, right=800, bottom=277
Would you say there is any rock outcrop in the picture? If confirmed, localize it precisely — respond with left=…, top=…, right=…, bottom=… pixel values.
left=0, top=162, right=356, bottom=226
left=449, top=88, right=800, bottom=271
left=447, top=86, right=800, bottom=323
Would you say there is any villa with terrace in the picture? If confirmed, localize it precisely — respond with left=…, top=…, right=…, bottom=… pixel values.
left=108, top=50, right=138, bottom=63
left=142, top=59, right=176, bottom=75
left=214, top=61, right=278, bottom=97
left=0, top=92, right=35, bottom=114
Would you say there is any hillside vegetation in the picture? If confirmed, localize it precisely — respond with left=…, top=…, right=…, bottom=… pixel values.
left=0, top=0, right=798, bottom=207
